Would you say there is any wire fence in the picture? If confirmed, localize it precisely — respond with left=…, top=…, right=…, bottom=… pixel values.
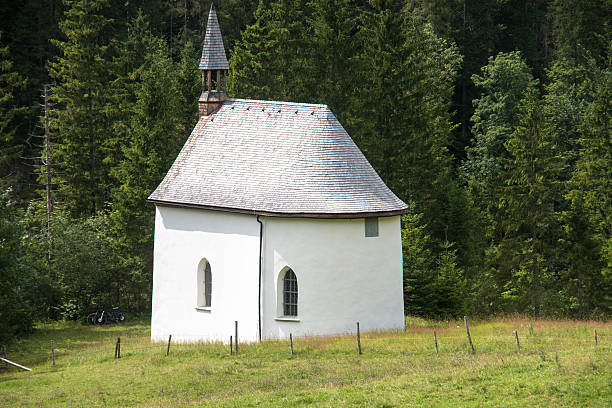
left=1, top=318, right=605, bottom=373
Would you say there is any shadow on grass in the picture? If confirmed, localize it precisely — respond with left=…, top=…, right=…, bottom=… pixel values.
left=2, top=317, right=151, bottom=368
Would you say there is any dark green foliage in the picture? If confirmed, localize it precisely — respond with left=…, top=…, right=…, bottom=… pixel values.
left=109, top=13, right=199, bottom=312
left=0, top=190, right=35, bottom=340
left=0, top=33, right=27, bottom=193
left=463, top=52, right=539, bottom=198
left=0, top=0, right=610, bottom=338
left=46, top=213, right=125, bottom=319
left=551, top=0, right=611, bottom=64
left=49, top=0, right=115, bottom=216
left=497, top=87, right=563, bottom=316
left=402, top=210, right=465, bottom=318
left=229, top=0, right=308, bottom=101
left=227, top=0, right=274, bottom=99
left=416, top=0, right=505, bottom=157
left=303, top=0, right=360, bottom=114
left=349, top=1, right=460, bottom=232
left=566, top=70, right=612, bottom=316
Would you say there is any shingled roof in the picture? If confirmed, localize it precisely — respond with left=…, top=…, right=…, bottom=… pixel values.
left=199, top=5, right=229, bottom=70
left=149, top=99, right=408, bottom=218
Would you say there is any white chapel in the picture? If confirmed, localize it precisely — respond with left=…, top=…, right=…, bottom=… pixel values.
left=148, top=5, right=408, bottom=343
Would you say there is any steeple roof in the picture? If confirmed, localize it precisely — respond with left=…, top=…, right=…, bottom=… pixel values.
left=199, top=4, right=229, bottom=70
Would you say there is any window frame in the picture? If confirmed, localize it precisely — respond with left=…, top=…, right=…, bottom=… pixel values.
left=277, top=267, right=299, bottom=319
left=283, top=269, right=298, bottom=317
left=365, top=217, right=379, bottom=237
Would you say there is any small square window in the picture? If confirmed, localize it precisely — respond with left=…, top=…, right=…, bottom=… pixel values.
left=365, top=217, right=379, bottom=237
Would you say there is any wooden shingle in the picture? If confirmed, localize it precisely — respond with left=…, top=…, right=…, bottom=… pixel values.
left=149, top=99, right=408, bottom=218
left=199, top=4, right=229, bottom=70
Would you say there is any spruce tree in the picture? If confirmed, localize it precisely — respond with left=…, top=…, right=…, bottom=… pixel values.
left=304, top=0, right=359, bottom=114
left=551, top=0, right=611, bottom=64
left=49, top=0, right=114, bottom=215
left=0, top=33, right=27, bottom=193
left=353, top=1, right=472, bottom=316
left=350, top=1, right=460, bottom=241
left=568, top=70, right=612, bottom=316
left=229, top=0, right=308, bottom=101
left=228, top=0, right=275, bottom=99
left=416, top=0, right=504, bottom=157
left=462, top=52, right=538, bottom=200
left=462, top=51, right=540, bottom=265
left=402, top=210, right=436, bottom=317
left=0, top=189, right=35, bottom=340
left=109, top=15, right=197, bottom=310
left=497, top=87, right=563, bottom=316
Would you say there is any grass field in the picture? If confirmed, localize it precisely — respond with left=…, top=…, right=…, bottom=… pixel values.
left=0, top=317, right=609, bottom=407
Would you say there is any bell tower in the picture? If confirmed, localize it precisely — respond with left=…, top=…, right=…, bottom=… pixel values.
left=199, top=4, right=229, bottom=116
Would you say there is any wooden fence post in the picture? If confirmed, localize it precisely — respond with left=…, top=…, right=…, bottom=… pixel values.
left=166, top=335, right=172, bottom=356
left=230, top=336, right=233, bottom=355
left=51, top=340, right=55, bottom=368
left=514, top=330, right=520, bottom=353
left=235, top=321, right=238, bottom=354
left=114, top=338, right=118, bottom=359
left=433, top=330, right=439, bottom=355
left=290, top=333, right=294, bottom=355
left=116, top=337, right=121, bottom=359
left=594, top=329, right=597, bottom=346
left=464, top=316, right=474, bottom=352
left=357, top=322, right=362, bottom=355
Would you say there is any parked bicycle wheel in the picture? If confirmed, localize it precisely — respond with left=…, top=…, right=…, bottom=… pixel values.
left=95, top=311, right=107, bottom=325
left=86, top=312, right=96, bottom=325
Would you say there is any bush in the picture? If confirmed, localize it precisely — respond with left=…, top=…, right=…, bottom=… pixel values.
left=0, top=189, right=35, bottom=341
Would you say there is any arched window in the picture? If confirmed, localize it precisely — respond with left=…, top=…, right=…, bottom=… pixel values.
left=197, top=259, right=212, bottom=308
left=283, top=269, right=298, bottom=316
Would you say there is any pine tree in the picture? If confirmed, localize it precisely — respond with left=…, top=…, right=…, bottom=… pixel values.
left=49, top=0, right=114, bottom=216
left=0, top=189, right=35, bottom=340
left=0, top=1, right=64, bottom=201
left=567, top=70, right=612, bottom=316
left=350, top=0, right=460, bottom=239
left=0, top=33, right=27, bottom=192
left=227, top=0, right=275, bottom=99
left=434, top=240, right=465, bottom=317
left=109, top=14, right=197, bottom=311
left=402, top=210, right=436, bottom=317
left=497, top=87, right=563, bottom=316
left=402, top=208, right=466, bottom=318
left=543, top=52, right=607, bottom=317
left=544, top=55, right=603, bottom=178
left=462, top=52, right=538, bottom=199
left=416, top=0, right=504, bottom=158
left=551, top=0, right=611, bottom=64
left=303, top=0, right=359, bottom=114
left=462, top=51, right=540, bottom=262
left=229, top=0, right=308, bottom=101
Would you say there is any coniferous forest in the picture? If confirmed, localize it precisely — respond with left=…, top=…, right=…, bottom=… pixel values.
left=0, top=0, right=610, bottom=340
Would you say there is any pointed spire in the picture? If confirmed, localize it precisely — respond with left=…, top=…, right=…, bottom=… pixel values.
left=199, top=4, right=229, bottom=70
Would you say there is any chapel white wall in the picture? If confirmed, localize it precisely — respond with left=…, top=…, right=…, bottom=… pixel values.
left=151, top=206, right=260, bottom=343
left=261, top=215, right=405, bottom=339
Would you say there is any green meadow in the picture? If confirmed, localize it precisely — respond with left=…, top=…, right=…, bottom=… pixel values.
left=0, top=317, right=609, bottom=407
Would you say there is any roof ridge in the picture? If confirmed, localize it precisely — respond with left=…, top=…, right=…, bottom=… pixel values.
left=227, top=98, right=329, bottom=109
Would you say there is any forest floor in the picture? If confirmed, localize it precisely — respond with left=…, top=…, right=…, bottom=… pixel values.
left=0, top=317, right=609, bottom=407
